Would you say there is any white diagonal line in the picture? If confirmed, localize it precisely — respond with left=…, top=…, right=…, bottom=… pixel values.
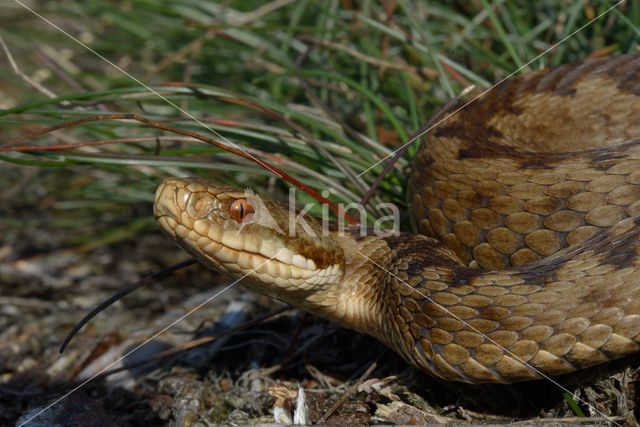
left=357, top=250, right=619, bottom=426
left=358, top=0, right=627, bottom=177
left=12, top=0, right=283, bottom=180
left=17, top=256, right=276, bottom=427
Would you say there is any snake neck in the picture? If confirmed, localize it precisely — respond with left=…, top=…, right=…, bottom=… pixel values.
left=278, top=230, right=383, bottom=337
left=301, top=230, right=464, bottom=344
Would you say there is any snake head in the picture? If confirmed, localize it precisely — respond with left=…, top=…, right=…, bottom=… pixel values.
left=154, top=178, right=345, bottom=301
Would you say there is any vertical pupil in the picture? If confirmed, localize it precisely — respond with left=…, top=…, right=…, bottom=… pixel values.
left=239, top=203, right=244, bottom=218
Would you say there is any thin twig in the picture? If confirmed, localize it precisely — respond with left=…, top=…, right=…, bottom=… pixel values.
left=4, top=133, right=364, bottom=203
left=317, top=362, right=378, bottom=423
left=34, top=50, right=84, bottom=92
left=1, top=112, right=358, bottom=224
left=60, top=259, right=197, bottom=353
left=0, top=35, right=59, bottom=100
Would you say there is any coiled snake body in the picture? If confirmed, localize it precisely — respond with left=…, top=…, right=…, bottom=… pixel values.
left=155, top=54, right=640, bottom=383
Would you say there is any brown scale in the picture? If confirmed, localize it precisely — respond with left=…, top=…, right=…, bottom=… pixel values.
left=380, top=218, right=640, bottom=382
left=409, top=54, right=640, bottom=270
left=385, top=54, right=640, bottom=382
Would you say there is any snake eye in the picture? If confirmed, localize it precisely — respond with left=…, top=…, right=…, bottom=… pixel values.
left=229, top=198, right=254, bottom=223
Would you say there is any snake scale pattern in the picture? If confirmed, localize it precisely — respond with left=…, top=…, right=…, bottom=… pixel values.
left=155, top=54, right=640, bottom=383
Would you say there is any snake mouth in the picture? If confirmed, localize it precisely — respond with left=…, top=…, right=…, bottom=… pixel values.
left=154, top=178, right=342, bottom=288
left=156, top=212, right=322, bottom=280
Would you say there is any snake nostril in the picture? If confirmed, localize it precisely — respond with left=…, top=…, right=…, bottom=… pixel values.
left=186, top=192, right=215, bottom=219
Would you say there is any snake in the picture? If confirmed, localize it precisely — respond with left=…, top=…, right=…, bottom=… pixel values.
left=154, top=54, right=640, bottom=384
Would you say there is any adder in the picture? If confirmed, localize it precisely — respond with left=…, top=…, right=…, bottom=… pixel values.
left=154, top=54, right=640, bottom=384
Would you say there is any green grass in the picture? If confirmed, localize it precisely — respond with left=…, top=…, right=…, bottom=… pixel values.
left=1, top=0, right=639, bottom=246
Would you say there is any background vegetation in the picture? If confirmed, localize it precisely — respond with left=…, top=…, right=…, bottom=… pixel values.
left=3, top=0, right=639, bottom=242
left=1, top=0, right=639, bottom=425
